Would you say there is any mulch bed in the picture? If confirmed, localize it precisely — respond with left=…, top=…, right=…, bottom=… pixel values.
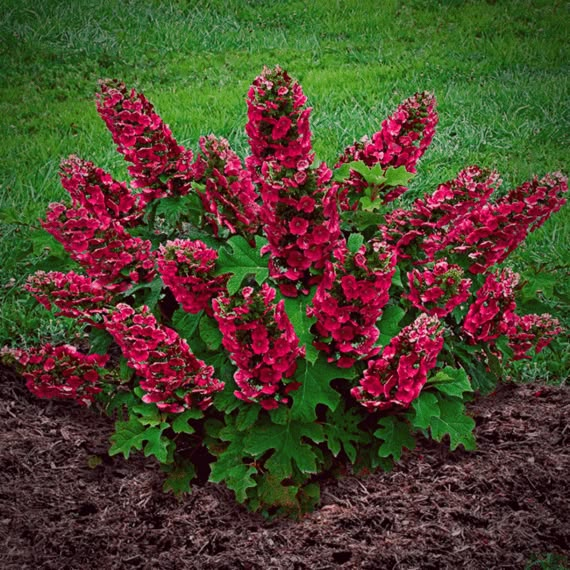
left=1, top=363, right=568, bottom=570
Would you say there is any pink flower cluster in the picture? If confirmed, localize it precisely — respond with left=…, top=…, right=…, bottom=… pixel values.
left=246, top=66, right=340, bottom=296
left=96, top=79, right=194, bottom=203
left=42, top=202, right=155, bottom=290
left=382, top=166, right=501, bottom=261
left=59, top=155, right=140, bottom=226
left=351, top=314, right=444, bottom=411
left=405, top=261, right=471, bottom=317
left=382, top=168, right=567, bottom=274
left=9, top=344, right=108, bottom=406
left=444, top=173, right=567, bottom=273
left=104, top=304, right=222, bottom=412
left=246, top=65, right=313, bottom=175
left=25, top=271, right=112, bottom=325
left=192, top=135, right=261, bottom=237
left=463, top=269, right=519, bottom=343
left=157, top=239, right=227, bottom=315
left=310, top=240, right=397, bottom=368
left=336, top=91, right=438, bottom=208
left=508, top=314, right=562, bottom=360
left=213, top=284, right=302, bottom=410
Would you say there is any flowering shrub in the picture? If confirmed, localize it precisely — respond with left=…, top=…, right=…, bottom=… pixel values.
left=3, top=66, right=567, bottom=516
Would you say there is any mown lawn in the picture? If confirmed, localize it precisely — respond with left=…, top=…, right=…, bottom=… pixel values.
left=0, top=0, right=568, bottom=379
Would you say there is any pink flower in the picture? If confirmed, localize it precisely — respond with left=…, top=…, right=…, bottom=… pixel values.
left=463, top=269, right=519, bottom=343
left=104, top=304, right=222, bottom=411
left=352, top=314, right=444, bottom=411
left=25, top=271, right=113, bottom=325
left=213, top=283, right=303, bottom=408
left=404, top=261, right=471, bottom=317
left=157, top=239, right=228, bottom=315
left=96, top=79, right=194, bottom=203
left=10, top=344, right=109, bottom=406
left=336, top=91, right=438, bottom=210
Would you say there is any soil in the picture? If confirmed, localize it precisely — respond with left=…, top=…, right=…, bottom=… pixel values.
left=0, top=363, right=568, bottom=570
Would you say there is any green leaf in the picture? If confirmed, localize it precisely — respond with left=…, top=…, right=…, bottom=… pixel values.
left=226, top=464, right=258, bottom=503
left=105, top=390, right=137, bottom=415
left=154, top=193, right=203, bottom=227
left=162, top=460, right=196, bottom=496
left=427, top=366, right=473, bottom=398
left=455, top=346, right=497, bottom=394
left=409, top=391, right=440, bottom=430
left=347, top=233, right=364, bottom=253
left=254, top=473, right=299, bottom=512
left=391, top=266, right=403, bottom=288
left=323, top=403, right=366, bottom=463
left=209, top=420, right=257, bottom=501
left=383, top=165, right=415, bottom=187
left=143, top=422, right=171, bottom=463
left=171, top=309, right=203, bottom=343
left=374, top=416, right=416, bottom=462
left=341, top=209, right=385, bottom=232
left=29, top=231, right=67, bottom=259
left=429, top=397, right=476, bottom=451
left=495, top=336, right=514, bottom=360
left=89, top=327, right=113, bottom=355
left=132, top=402, right=162, bottom=427
left=122, top=277, right=164, bottom=310
left=291, top=357, right=356, bottom=423
left=118, top=356, right=133, bottom=382
left=109, top=418, right=147, bottom=459
left=244, top=415, right=324, bottom=479
left=519, top=273, right=555, bottom=303
left=213, top=372, right=241, bottom=413
left=235, top=404, right=260, bottom=431
left=377, top=304, right=406, bottom=346
left=282, top=288, right=318, bottom=364
left=171, top=409, right=203, bottom=434
left=199, top=314, right=222, bottom=351
left=213, top=235, right=269, bottom=295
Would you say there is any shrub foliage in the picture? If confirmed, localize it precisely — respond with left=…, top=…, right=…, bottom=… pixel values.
left=3, top=66, right=566, bottom=516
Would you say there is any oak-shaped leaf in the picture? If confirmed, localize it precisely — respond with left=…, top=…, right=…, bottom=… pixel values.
left=244, top=414, right=324, bottom=480
left=213, top=235, right=269, bottom=295
left=429, top=396, right=476, bottom=451
left=374, top=416, right=416, bottom=462
left=290, top=357, right=356, bottom=423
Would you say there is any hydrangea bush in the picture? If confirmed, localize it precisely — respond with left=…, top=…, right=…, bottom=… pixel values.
left=3, top=66, right=566, bottom=516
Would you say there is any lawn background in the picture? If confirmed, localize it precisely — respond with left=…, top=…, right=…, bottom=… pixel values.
left=0, top=0, right=568, bottom=381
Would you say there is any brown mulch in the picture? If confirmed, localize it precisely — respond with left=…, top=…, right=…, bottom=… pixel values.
left=0, top=364, right=568, bottom=570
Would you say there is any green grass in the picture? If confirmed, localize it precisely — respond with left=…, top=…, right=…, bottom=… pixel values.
left=0, top=0, right=568, bottom=378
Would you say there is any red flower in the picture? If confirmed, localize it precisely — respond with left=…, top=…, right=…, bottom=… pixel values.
left=336, top=92, right=438, bottom=210
left=463, top=269, right=519, bottom=343
left=10, top=344, right=109, bottom=406
left=192, top=135, right=261, bottom=238
left=213, top=283, right=303, bottom=408
left=96, top=79, right=194, bottom=203
left=310, top=239, right=397, bottom=365
left=352, top=314, right=444, bottom=410
left=59, top=155, right=141, bottom=226
left=157, top=239, right=228, bottom=315
left=404, top=261, right=471, bottom=317
left=26, top=271, right=113, bottom=326
left=104, top=304, right=222, bottom=411
left=42, top=202, right=155, bottom=291
left=508, top=313, right=562, bottom=360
